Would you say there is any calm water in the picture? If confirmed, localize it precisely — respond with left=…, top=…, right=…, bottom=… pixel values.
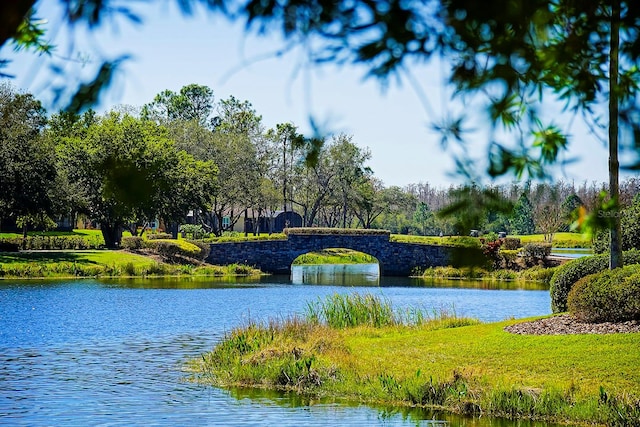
left=0, top=264, right=563, bottom=426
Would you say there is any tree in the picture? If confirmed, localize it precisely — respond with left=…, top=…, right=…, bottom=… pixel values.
left=266, top=123, right=305, bottom=213
left=58, top=112, right=215, bottom=247
left=511, top=193, right=535, bottom=235
left=141, top=84, right=215, bottom=128
left=4, top=1, right=639, bottom=269
left=0, top=83, right=57, bottom=234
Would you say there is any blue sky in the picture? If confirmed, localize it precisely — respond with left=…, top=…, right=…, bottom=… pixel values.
left=1, top=0, right=620, bottom=188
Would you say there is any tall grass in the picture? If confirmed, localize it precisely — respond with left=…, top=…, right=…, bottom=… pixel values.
left=304, top=293, right=479, bottom=329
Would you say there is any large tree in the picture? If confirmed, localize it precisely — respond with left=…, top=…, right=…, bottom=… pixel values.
left=58, top=112, right=216, bottom=247
left=0, top=83, right=57, bottom=233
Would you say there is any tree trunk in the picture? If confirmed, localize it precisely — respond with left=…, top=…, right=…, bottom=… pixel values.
left=609, top=0, right=622, bottom=269
left=101, top=223, right=123, bottom=249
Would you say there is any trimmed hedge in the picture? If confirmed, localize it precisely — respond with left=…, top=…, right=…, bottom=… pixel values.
left=285, top=227, right=390, bottom=236
left=549, top=249, right=640, bottom=313
left=0, top=235, right=103, bottom=250
left=145, top=239, right=206, bottom=261
left=568, top=264, right=640, bottom=323
left=121, top=236, right=144, bottom=250
left=146, top=233, right=173, bottom=240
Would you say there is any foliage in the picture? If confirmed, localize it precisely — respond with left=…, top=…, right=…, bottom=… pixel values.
left=481, top=239, right=503, bottom=270
left=286, top=227, right=389, bottom=236
left=0, top=83, right=57, bottom=224
left=592, top=196, right=640, bottom=254
left=521, top=243, right=551, bottom=267
left=146, top=233, right=172, bottom=240
left=502, top=238, right=522, bottom=250
left=179, top=224, right=207, bottom=239
left=56, top=111, right=218, bottom=248
left=511, top=194, right=535, bottom=235
left=121, top=236, right=144, bottom=250
left=145, top=239, right=204, bottom=262
left=550, top=249, right=640, bottom=313
left=0, top=235, right=103, bottom=250
left=205, top=233, right=287, bottom=243
left=568, top=264, right=640, bottom=323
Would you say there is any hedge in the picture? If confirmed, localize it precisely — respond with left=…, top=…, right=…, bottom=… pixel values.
left=568, top=264, right=640, bottom=323
left=0, top=235, right=103, bottom=250
left=549, top=249, right=640, bottom=313
left=284, top=227, right=390, bottom=236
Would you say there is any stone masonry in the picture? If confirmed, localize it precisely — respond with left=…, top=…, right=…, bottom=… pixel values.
left=206, top=232, right=452, bottom=276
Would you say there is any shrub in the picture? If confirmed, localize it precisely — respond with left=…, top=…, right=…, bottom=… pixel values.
left=568, top=264, right=640, bottom=323
left=179, top=224, right=207, bottom=239
left=502, top=237, right=522, bottom=250
left=286, top=227, right=390, bottom=236
left=521, top=243, right=551, bottom=266
left=146, top=233, right=172, bottom=240
left=0, top=235, right=100, bottom=250
left=121, top=236, right=144, bottom=250
left=549, top=249, right=640, bottom=313
left=146, top=239, right=201, bottom=261
left=185, top=239, right=211, bottom=260
left=482, top=239, right=503, bottom=270
left=498, top=249, right=520, bottom=270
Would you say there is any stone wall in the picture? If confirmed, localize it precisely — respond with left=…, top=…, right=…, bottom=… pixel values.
left=206, top=233, right=452, bottom=276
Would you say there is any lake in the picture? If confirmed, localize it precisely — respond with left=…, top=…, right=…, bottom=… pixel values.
left=0, top=264, right=565, bottom=426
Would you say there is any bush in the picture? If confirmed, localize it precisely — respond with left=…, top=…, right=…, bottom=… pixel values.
left=146, top=239, right=202, bottom=261
left=0, top=235, right=100, bottom=250
left=498, top=249, right=520, bottom=270
left=146, top=232, right=173, bottom=240
left=567, top=264, right=640, bottom=323
left=502, top=237, right=522, bottom=250
left=549, top=249, right=640, bottom=313
left=285, top=227, right=390, bottom=236
left=521, top=243, right=551, bottom=267
left=185, top=239, right=211, bottom=260
left=121, top=236, right=144, bottom=250
left=179, top=224, right=207, bottom=239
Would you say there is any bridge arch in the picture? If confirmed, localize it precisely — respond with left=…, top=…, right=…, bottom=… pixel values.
left=205, top=230, right=452, bottom=277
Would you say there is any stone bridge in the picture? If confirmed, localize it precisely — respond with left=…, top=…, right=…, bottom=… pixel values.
left=206, top=230, right=453, bottom=276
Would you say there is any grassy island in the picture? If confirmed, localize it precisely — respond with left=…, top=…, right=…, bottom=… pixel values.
left=190, top=293, right=640, bottom=426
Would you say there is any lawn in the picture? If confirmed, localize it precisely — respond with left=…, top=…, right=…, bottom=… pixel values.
left=194, top=294, right=640, bottom=425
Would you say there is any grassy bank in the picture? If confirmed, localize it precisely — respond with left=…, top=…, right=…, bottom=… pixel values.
left=421, top=265, right=557, bottom=284
left=514, top=232, right=592, bottom=248
left=191, top=293, right=640, bottom=426
left=293, top=249, right=377, bottom=265
left=0, top=250, right=261, bottom=279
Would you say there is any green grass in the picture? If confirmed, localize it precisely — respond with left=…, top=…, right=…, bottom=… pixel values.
left=513, top=232, right=592, bottom=248
left=293, top=249, right=377, bottom=265
left=0, top=250, right=262, bottom=279
left=192, top=293, right=640, bottom=426
left=422, top=265, right=558, bottom=284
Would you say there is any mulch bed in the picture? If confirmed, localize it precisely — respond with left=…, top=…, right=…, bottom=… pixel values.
left=505, top=314, right=640, bottom=335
